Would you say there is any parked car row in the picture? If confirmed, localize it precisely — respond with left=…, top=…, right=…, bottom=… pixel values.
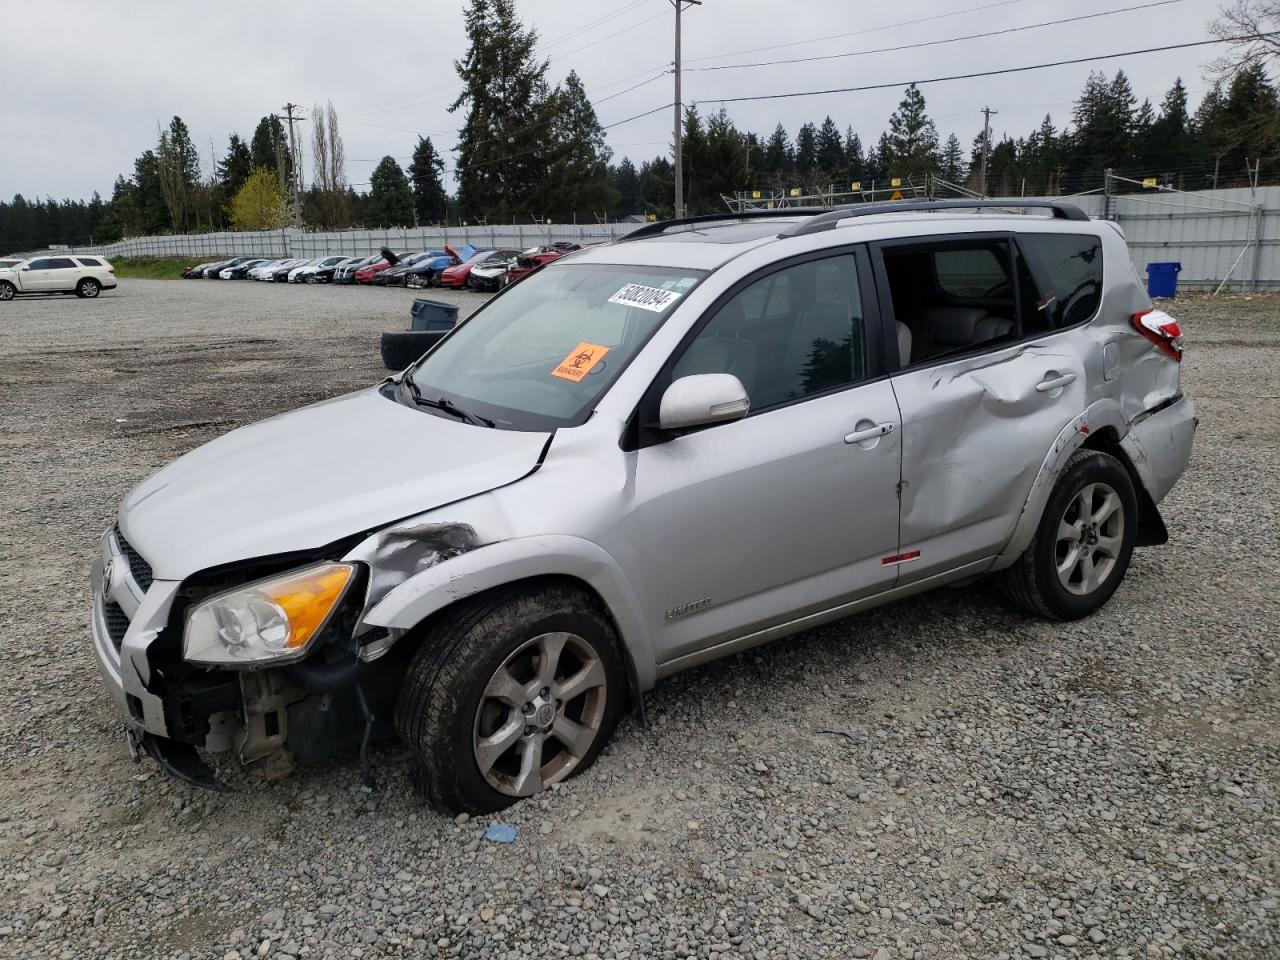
left=179, top=242, right=584, bottom=290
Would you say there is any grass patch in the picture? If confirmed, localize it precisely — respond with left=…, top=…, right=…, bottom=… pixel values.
left=110, top=257, right=204, bottom=280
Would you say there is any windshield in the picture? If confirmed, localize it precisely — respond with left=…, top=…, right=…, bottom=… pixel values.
left=406, top=263, right=706, bottom=431
left=464, top=249, right=494, bottom=264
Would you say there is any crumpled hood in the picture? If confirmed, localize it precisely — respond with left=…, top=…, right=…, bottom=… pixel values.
left=119, top=388, right=549, bottom=580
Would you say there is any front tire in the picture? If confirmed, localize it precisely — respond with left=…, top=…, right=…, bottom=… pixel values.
left=0, top=281, right=14, bottom=301
left=1000, top=449, right=1137, bottom=620
left=76, top=278, right=101, bottom=298
left=395, top=584, right=627, bottom=814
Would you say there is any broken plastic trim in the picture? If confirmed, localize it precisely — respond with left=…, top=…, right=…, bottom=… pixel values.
left=142, top=732, right=232, bottom=793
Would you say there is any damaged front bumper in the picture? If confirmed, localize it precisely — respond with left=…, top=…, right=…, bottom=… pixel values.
left=91, top=529, right=399, bottom=792
left=91, top=530, right=239, bottom=788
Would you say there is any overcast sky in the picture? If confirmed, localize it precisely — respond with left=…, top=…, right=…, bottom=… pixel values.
left=0, top=0, right=1220, bottom=201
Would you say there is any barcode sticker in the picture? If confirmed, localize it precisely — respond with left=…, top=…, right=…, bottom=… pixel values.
left=607, top=283, right=683, bottom=312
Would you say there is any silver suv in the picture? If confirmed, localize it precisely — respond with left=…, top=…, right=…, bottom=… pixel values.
left=91, top=201, right=1196, bottom=812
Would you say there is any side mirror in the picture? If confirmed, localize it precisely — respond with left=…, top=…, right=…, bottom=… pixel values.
left=658, top=374, right=750, bottom=431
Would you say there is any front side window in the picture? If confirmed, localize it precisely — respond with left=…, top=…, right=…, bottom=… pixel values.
left=406, top=263, right=705, bottom=430
left=26, top=259, right=53, bottom=270
left=673, top=254, right=868, bottom=411
left=1019, top=233, right=1104, bottom=328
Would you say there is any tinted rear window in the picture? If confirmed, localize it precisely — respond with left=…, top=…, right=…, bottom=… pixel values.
left=76, top=257, right=103, bottom=267
left=1019, top=233, right=1104, bottom=327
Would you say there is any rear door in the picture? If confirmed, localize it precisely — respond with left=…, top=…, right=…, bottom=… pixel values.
left=874, top=233, right=1087, bottom=585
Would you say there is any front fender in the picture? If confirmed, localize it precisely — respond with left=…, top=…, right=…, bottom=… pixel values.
left=360, top=535, right=656, bottom=691
left=995, top=399, right=1128, bottom=566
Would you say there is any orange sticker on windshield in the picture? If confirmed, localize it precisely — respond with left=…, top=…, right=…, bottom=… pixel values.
left=552, top=342, right=610, bottom=382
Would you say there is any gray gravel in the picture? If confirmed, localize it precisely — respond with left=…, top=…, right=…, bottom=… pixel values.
left=0, top=280, right=1276, bottom=959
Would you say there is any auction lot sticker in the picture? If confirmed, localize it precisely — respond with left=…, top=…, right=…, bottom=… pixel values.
left=552, top=342, right=611, bottom=382
left=608, top=283, right=683, bottom=312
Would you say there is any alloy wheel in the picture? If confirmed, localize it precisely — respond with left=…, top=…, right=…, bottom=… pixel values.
left=472, top=632, right=608, bottom=798
left=1055, top=482, right=1125, bottom=596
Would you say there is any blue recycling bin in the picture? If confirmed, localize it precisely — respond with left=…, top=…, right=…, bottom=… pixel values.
left=409, top=298, right=459, bottom=332
left=1146, top=262, right=1181, bottom=299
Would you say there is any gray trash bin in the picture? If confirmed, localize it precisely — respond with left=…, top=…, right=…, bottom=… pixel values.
left=410, top=298, right=460, bottom=332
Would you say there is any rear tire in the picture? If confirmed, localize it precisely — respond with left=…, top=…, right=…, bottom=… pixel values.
left=394, top=583, right=627, bottom=814
left=1000, top=449, right=1137, bottom=620
left=76, top=278, right=101, bottom=299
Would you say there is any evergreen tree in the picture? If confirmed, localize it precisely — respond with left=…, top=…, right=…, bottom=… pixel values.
left=1198, top=63, right=1280, bottom=182
left=534, top=70, right=617, bottom=216
left=843, top=128, right=865, bottom=186
left=794, top=122, right=818, bottom=179
left=218, top=134, right=253, bottom=197
left=680, top=106, right=708, bottom=210
left=155, top=116, right=201, bottom=231
left=132, top=150, right=169, bottom=234
left=250, top=115, right=291, bottom=183
left=694, top=108, right=745, bottom=214
left=815, top=116, right=844, bottom=181
left=885, top=85, right=939, bottom=180
left=612, top=158, right=641, bottom=217
left=763, top=124, right=792, bottom=184
left=1149, top=78, right=1193, bottom=180
left=367, top=156, right=414, bottom=226
left=452, top=0, right=550, bottom=219
left=408, top=136, right=448, bottom=223
left=939, top=133, right=966, bottom=183
left=638, top=155, right=674, bottom=217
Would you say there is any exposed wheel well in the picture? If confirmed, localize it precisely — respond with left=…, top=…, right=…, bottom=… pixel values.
left=387, top=574, right=644, bottom=712
left=1080, top=427, right=1168, bottom=547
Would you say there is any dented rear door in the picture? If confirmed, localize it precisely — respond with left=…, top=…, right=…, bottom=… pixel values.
left=876, top=235, right=1089, bottom=586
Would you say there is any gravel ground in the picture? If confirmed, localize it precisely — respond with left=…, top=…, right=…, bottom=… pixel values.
left=0, top=280, right=1276, bottom=960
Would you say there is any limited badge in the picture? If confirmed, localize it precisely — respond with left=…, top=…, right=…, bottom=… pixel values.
left=552, top=342, right=610, bottom=382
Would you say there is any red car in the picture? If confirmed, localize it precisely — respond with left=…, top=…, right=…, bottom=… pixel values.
left=504, top=243, right=581, bottom=287
left=354, top=248, right=402, bottom=284
left=437, top=246, right=498, bottom=289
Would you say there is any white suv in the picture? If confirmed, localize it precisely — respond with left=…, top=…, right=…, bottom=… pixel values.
left=0, top=255, right=117, bottom=300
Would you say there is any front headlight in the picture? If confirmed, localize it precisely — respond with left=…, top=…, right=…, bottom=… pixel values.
left=183, top=562, right=356, bottom=667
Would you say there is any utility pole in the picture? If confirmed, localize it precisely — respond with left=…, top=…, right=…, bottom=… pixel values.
left=978, top=105, right=997, bottom=197
left=671, top=0, right=701, bottom=220
left=280, top=103, right=306, bottom=228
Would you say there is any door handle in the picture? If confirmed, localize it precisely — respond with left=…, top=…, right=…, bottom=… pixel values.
left=1035, top=373, right=1077, bottom=393
left=844, top=422, right=895, bottom=444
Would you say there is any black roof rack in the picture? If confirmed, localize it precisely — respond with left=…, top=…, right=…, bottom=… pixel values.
left=777, top=199, right=1089, bottom=237
left=617, top=207, right=827, bottom=242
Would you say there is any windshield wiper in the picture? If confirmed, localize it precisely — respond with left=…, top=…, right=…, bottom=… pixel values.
left=399, top=376, right=494, bottom=427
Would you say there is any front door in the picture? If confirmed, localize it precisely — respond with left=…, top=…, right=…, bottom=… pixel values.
left=20, top=257, right=67, bottom=291
left=628, top=250, right=902, bottom=666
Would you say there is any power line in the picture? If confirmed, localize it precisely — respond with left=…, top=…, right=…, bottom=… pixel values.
left=685, top=0, right=1034, bottom=64
left=687, top=0, right=1182, bottom=73
left=698, top=34, right=1280, bottom=105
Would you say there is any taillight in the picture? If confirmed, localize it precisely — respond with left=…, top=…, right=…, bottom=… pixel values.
left=1131, top=308, right=1183, bottom=362
left=107, top=266, right=115, bottom=274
